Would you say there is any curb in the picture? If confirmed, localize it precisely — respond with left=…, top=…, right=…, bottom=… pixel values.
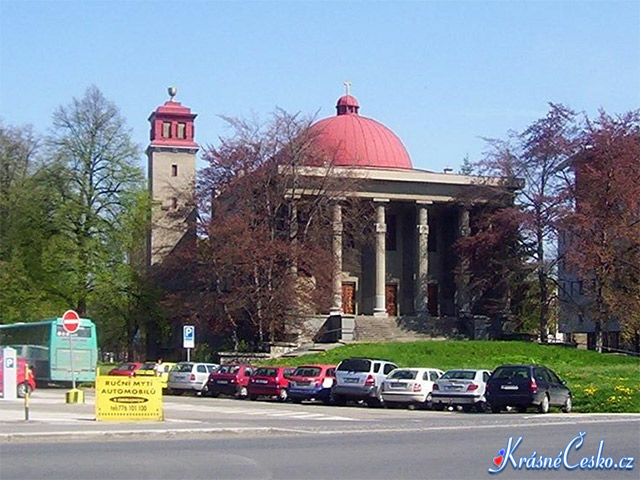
left=0, top=426, right=305, bottom=443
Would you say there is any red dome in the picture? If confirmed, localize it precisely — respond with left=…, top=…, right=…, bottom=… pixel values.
left=308, top=95, right=412, bottom=169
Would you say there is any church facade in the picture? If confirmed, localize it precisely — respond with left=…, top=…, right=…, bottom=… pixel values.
left=146, top=89, right=517, bottom=343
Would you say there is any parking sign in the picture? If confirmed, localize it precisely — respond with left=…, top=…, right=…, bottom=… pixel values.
left=183, top=325, right=195, bottom=349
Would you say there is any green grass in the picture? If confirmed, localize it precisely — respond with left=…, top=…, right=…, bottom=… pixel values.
left=263, top=341, right=640, bottom=413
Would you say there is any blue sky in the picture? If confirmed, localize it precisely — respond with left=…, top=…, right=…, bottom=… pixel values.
left=1, top=0, right=638, bottom=173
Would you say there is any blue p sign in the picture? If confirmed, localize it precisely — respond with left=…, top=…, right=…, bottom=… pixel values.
left=183, top=325, right=195, bottom=348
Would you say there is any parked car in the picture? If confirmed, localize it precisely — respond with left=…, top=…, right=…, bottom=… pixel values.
left=332, top=357, right=398, bottom=407
left=0, top=357, right=36, bottom=398
left=205, top=364, right=255, bottom=399
left=168, top=362, right=219, bottom=395
left=247, top=366, right=295, bottom=402
left=134, top=361, right=176, bottom=389
left=431, top=369, right=491, bottom=412
left=287, top=364, right=337, bottom=404
left=485, top=364, right=572, bottom=414
left=381, top=367, right=444, bottom=409
left=107, top=362, right=143, bottom=377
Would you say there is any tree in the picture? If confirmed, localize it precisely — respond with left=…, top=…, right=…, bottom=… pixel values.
left=562, top=110, right=640, bottom=349
left=474, top=104, right=578, bottom=341
left=45, top=85, right=144, bottom=318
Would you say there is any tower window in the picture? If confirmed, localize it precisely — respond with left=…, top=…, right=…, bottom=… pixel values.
left=171, top=164, right=178, bottom=177
left=177, top=123, right=186, bottom=139
left=162, top=122, right=171, bottom=138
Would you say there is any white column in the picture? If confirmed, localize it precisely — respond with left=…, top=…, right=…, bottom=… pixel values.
left=456, top=206, right=471, bottom=315
left=373, top=200, right=388, bottom=316
left=415, top=203, right=430, bottom=314
left=330, top=203, right=343, bottom=316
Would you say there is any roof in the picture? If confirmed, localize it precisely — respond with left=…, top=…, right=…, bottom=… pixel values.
left=307, top=94, right=412, bottom=169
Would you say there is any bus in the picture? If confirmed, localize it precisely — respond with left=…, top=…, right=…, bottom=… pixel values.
left=0, top=318, right=98, bottom=383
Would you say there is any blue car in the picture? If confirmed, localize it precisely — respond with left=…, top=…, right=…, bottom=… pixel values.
left=287, top=365, right=336, bottom=405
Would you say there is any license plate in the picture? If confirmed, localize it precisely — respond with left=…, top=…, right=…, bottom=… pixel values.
left=501, top=385, right=518, bottom=390
left=255, top=379, right=268, bottom=384
left=345, top=377, right=359, bottom=384
left=216, top=380, right=228, bottom=384
left=391, top=383, right=406, bottom=389
left=446, top=385, right=462, bottom=391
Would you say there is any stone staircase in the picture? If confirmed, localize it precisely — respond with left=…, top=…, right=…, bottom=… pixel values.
left=353, top=315, right=441, bottom=342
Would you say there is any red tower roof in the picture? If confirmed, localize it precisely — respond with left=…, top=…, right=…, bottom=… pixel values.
left=308, top=94, right=412, bottom=169
left=148, top=100, right=198, bottom=149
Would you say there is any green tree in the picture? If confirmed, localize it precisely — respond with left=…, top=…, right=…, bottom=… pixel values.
left=45, top=85, right=144, bottom=318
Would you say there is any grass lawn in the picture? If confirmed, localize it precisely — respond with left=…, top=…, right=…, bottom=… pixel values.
left=264, top=341, right=640, bottom=413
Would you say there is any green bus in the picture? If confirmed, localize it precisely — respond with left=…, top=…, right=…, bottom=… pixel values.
left=0, top=318, right=98, bottom=383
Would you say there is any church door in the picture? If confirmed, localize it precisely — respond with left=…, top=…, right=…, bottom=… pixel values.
left=342, top=283, right=356, bottom=315
left=385, top=284, right=398, bottom=316
left=427, top=283, right=439, bottom=316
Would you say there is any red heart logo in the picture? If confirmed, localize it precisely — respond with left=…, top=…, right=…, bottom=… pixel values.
left=493, top=455, right=504, bottom=467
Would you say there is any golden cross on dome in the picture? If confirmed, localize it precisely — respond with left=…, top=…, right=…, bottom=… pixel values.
left=343, top=80, right=352, bottom=96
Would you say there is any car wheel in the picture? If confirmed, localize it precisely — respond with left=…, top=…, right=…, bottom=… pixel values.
left=490, top=405, right=501, bottom=414
left=249, top=395, right=258, bottom=401
left=237, top=387, right=248, bottom=399
left=291, top=397, right=303, bottom=404
left=172, top=389, right=184, bottom=396
left=517, top=406, right=527, bottom=414
left=278, top=389, right=288, bottom=402
left=421, top=393, right=433, bottom=410
left=433, top=404, right=445, bottom=411
left=17, top=382, right=31, bottom=398
left=562, top=395, right=573, bottom=413
left=209, top=392, right=219, bottom=398
left=475, top=401, right=487, bottom=413
left=461, top=404, right=473, bottom=413
left=385, top=401, right=399, bottom=409
left=538, top=394, right=550, bottom=414
left=200, top=385, right=209, bottom=396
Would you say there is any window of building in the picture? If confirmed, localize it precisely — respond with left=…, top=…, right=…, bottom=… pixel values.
left=171, top=164, right=178, bottom=177
left=386, top=214, right=397, bottom=251
left=162, top=122, right=171, bottom=138
left=177, top=122, right=186, bottom=139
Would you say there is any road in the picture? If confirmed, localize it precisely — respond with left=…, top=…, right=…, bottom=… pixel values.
left=1, top=390, right=638, bottom=479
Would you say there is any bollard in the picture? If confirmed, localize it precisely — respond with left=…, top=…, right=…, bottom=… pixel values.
left=24, top=389, right=30, bottom=421
left=65, top=388, right=85, bottom=404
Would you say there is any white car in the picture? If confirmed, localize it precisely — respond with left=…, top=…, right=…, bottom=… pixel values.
left=168, top=362, right=219, bottom=395
left=381, top=367, right=444, bottom=409
left=431, top=369, right=492, bottom=412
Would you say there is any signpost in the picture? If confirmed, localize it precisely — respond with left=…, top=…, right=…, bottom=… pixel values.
left=1, top=347, right=17, bottom=400
left=61, top=310, right=83, bottom=403
left=183, top=325, right=195, bottom=361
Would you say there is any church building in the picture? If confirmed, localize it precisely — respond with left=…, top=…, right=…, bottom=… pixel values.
left=146, top=88, right=517, bottom=344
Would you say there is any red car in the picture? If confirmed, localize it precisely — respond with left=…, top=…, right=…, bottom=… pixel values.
left=205, top=364, right=254, bottom=399
left=108, top=362, right=143, bottom=376
left=287, top=364, right=337, bottom=404
left=0, top=357, right=36, bottom=398
left=247, top=366, right=295, bottom=402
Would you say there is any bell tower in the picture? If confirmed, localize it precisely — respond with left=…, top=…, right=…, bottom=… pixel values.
left=146, top=87, right=198, bottom=267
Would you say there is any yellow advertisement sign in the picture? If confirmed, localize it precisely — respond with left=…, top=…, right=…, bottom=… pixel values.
left=96, top=376, right=163, bottom=421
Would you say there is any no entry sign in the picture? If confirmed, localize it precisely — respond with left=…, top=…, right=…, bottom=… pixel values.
left=61, top=310, right=81, bottom=334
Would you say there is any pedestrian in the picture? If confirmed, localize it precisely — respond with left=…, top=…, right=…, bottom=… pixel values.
left=154, top=358, right=164, bottom=376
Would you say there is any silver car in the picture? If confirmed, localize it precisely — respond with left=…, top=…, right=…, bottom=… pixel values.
left=431, top=369, right=491, bottom=412
left=332, top=358, right=398, bottom=407
left=381, top=367, right=444, bottom=409
left=168, top=362, right=219, bottom=395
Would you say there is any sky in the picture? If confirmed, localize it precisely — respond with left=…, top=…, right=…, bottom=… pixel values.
left=1, top=0, right=639, bottom=174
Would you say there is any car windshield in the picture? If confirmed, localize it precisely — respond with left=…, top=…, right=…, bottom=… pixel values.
left=175, top=363, right=193, bottom=373
left=338, top=359, right=371, bottom=372
left=138, top=364, right=155, bottom=371
left=120, top=364, right=138, bottom=371
left=440, top=370, right=476, bottom=380
left=492, top=366, right=530, bottom=380
left=217, top=366, right=240, bottom=374
left=293, top=367, right=321, bottom=377
left=254, top=368, right=278, bottom=377
left=388, top=369, right=417, bottom=380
